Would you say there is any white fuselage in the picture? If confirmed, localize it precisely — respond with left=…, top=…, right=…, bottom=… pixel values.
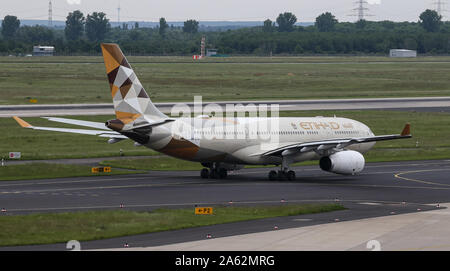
left=142, top=116, right=376, bottom=166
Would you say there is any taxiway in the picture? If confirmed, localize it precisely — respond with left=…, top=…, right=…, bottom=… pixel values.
left=1, top=159, right=449, bottom=250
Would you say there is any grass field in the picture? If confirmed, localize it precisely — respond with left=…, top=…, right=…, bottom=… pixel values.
left=0, top=163, right=142, bottom=181
left=2, top=55, right=450, bottom=64
left=0, top=204, right=344, bottom=247
left=0, top=56, right=449, bottom=105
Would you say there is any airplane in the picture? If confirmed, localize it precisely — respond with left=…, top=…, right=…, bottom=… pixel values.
left=13, top=43, right=412, bottom=181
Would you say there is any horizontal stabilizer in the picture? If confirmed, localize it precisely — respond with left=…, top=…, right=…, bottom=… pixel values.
left=12, top=116, right=127, bottom=139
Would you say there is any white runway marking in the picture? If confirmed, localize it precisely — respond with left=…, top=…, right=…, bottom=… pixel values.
left=358, top=202, right=383, bottom=206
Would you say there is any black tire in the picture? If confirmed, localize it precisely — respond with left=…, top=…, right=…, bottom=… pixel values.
left=268, top=170, right=278, bottom=181
left=200, top=168, right=209, bottom=179
left=287, top=170, right=296, bottom=181
left=218, top=168, right=227, bottom=179
left=209, top=170, right=218, bottom=179
left=277, top=170, right=286, bottom=181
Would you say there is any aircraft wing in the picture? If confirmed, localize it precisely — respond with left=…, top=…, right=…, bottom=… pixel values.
left=12, top=116, right=127, bottom=139
left=260, top=123, right=411, bottom=157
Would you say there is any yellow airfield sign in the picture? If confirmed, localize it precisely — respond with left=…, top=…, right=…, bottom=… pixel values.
left=91, top=167, right=112, bottom=173
left=195, top=207, right=213, bottom=215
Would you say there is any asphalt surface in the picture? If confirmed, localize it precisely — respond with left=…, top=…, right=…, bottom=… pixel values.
left=1, top=97, right=450, bottom=117
left=1, top=159, right=449, bottom=251
left=3, top=155, right=157, bottom=166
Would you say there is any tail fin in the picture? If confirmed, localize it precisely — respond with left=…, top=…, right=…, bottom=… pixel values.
left=101, top=43, right=167, bottom=124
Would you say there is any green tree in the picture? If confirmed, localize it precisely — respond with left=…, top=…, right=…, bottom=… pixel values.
left=263, top=19, right=275, bottom=32
left=276, top=12, right=297, bottom=32
left=17, top=25, right=54, bottom=44
left=86, top=12, right=110, bottom=42
left=355, top=19, right=367, bottom=29
left=65, top=10, right=85, bottom=40
left=380, top=20, right=395, bottom=30
left=419, top=9, right=442, bottom=32
left=294, top=44, right=304, bottom=54
left=1, top=15, right=20, bottom=39
left=315, top=12, right=338, bottom=32
left=159, top=17, right=168, bottom=36
left=183, top=19, right=199, bottom=33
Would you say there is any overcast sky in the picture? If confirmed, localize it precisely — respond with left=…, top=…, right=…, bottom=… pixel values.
left=0, top=0, right=445, bottom=23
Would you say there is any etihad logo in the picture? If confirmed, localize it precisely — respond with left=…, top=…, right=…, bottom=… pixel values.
left=298, top=122, right=340, bottom=130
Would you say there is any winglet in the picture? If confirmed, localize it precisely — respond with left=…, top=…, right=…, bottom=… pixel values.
left=13, top=116, right=32, bottom=128
left=401, top=123, right=411, bottom=136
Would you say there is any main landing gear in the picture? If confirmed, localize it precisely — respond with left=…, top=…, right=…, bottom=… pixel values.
left=200, top=163, right=228, bottom=179
left=268, top=170, right=296, bottom=181
left=268, top=156, right=296, bottom=181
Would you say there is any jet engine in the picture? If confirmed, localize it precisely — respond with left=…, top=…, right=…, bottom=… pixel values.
left=319, top=150, right=365, bottom=175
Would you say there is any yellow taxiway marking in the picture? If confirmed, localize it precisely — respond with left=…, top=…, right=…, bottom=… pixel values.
left=394, top=168, right=450, bottom=187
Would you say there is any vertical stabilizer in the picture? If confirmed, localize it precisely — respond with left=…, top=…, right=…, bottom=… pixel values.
left=101, top=43, right=167, bottom=123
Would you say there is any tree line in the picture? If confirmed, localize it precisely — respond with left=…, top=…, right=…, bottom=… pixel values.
left=0, top=9, right=449, bottom=56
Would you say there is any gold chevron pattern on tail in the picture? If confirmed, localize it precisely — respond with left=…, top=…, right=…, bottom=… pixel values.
left=101, top=43, right=166, bottom=123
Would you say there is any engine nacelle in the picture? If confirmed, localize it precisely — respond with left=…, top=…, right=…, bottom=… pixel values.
left=319, top=150, right=365, bottom=175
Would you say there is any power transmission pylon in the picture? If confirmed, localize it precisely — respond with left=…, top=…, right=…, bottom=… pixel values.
left=118, top=1, right=121, bottom=26
left=350, top=0, right=372, bottom=21
left=48, top=0, right=53, bottom=28
left=433, top=0, right=448, bottom=18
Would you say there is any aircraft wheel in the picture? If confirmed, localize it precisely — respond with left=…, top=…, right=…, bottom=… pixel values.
left=268, top=170, right=278, bottom=181
left=287, top=170, right=296, bottom=181
left=200, top=168, right=209, bottom=179
left=218, top=168, right=227, bottom=179
left=209, top=169, right=218, bottom=179
left=277, top=170, right=287, bottom=181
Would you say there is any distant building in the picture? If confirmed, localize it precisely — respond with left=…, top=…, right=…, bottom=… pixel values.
left=389, top=49, right=417, bottom=58
left=32, top=46, right=55, bottom=56
left=206, top=49, right=218, bottom=57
